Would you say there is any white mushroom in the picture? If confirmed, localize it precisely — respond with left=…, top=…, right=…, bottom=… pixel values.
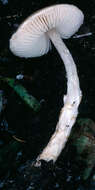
left=10, top=4, right=84, bottom=165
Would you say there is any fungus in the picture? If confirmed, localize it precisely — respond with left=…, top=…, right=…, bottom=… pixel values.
left=10, top=4, right=84, bottom=166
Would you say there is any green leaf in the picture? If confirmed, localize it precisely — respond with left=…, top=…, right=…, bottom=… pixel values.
left=0, top=76, right=41, bottom=112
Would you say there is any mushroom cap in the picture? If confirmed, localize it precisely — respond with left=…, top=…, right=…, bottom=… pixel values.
left=10, top=4, right=84, bottom=58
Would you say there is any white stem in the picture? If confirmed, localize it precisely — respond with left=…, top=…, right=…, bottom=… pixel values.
left=35, top=29, right=82, bottom=166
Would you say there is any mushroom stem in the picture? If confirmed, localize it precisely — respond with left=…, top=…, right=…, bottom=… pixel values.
left=35, top=29, right=82, bottom=166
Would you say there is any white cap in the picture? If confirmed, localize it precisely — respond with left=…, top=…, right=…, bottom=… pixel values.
left=10, top=4, right=84, bottom=58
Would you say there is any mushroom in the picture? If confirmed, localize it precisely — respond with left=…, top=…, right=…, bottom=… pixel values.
left=10, top=4, right=84, bottom=165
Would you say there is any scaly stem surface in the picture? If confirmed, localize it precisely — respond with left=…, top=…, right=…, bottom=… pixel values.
left=35, top=29, right=82, bottom=166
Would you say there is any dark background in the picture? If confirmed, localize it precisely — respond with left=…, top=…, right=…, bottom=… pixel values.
left=0, top=0, right=95, bottom=189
